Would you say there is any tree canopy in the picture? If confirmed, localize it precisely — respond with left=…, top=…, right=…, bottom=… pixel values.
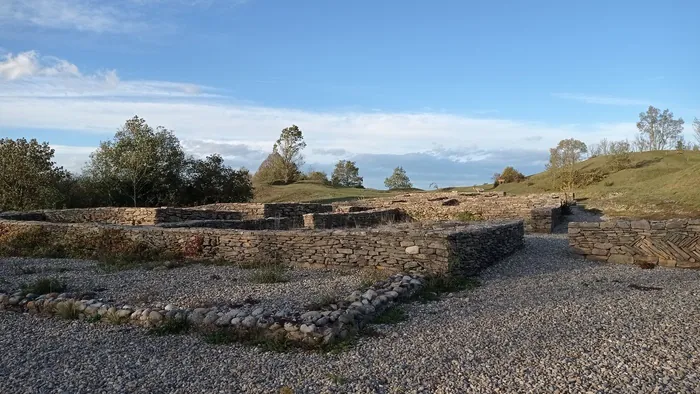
left=0, top=138, right=69, bottom=211
left=635, top=106, right=685, bottom=151
left=331, top=160, right=363, bottom=187
left=384, top=166, right=413, bottom=189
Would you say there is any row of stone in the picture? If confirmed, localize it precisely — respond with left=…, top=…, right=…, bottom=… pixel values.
left=0, top=273, right=425, bottom=345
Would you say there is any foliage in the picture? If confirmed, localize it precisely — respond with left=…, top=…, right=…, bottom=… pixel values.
left=55, top=301, right=80, bottom=320
left=370, top=306, right=407, bottom=324
left=21, top=278, right=66, bottom=295
left=304, top=170, right=330, bottom=185
left=635, top=106, right=685, bottom=151
left=331, top=160, right=363, bottom=188
left=254, top=152, right=288, bottom=184
left=180, top=154, right=253, bottom=205
left=149, top=318, right=192, bottom=336
left=454, top=210, right=483, bottom=221
left=250, top=264, right=288, bottom=284
left=84, top=116, right=186, bottom=207
left=384, top=166, right=413, bottom=189
left=547, top=138, right=588, bottom=194
left=272, top=125, right=306, bottom=184
left=0, top=138, right=70, bottom=211
left=499, top=166, right=525, bottom=183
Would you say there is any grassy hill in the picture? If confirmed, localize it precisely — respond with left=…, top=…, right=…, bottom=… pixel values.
left=252, top=180, right=417, bottom=204
left=476, top=150, right=700, bottom=218
left=252, top=151, right=700, bottom=218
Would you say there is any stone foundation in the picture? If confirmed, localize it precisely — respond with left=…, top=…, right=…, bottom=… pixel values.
left=568, top=219, right=700, bottom=268
left=341, top=192, right=563, bottom=233
left=156, top=218, right=291, bottom=230
left=193, top=203, right=333, bottom=220
left=303, top=208, right=406, bottom=229
left=0, top=219, right=524, bottom=274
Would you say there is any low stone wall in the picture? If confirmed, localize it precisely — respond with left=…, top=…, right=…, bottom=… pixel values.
left=0, top=273, right=425, bottom=345
left=346, top=192, right=563, bottom=233
left=0, top=208, right=243, bottom=226
left=568, top=219, right=700, bottom=268
left=156, top=218, right=290, bottom=230
left=0, top=219, right=524, bottom=274
left=193, top=203, right=332, bottom=219
left=303, top=208, right=406, bottom=229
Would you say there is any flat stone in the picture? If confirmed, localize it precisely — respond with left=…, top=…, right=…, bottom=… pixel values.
left=299, top=324, right=316, bottom=334
left=164, top=304, right=176, bottom=311
left=148, top=311, right=163, bottom=322
left=251, top=307, right=265, bottom=316
left=405, top=246, right=420, bottom=254
left=242, top=316, right=257, bottom=328
left=117, top=309, right=132, bottom=318
left=301, top=311, right=322, bottom=322
left=203, top=311, right=219, bottom=325
left=362, top=289, right=377, bottom=300
left=315, top=317, right=329, bottom=326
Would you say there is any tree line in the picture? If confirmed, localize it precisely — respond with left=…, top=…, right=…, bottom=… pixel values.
left=0, top=117, right=416, bottom=212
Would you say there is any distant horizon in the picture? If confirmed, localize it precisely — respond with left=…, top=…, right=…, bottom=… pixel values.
left=1, top=0, right=698, bottom=189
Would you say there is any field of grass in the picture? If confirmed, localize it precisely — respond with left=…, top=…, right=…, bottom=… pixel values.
left=251, top=151, right=700, bottom=218
left=252, top=180, right=417, bottom=204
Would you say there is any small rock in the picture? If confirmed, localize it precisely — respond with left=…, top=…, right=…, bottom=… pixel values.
left=242, top=316, right=257, bottom=328
left=299, top=324, right=316, bottom=334
left=149, top=311, right=163, bottom=322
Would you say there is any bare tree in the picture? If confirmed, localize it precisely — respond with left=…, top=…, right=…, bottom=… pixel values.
left=694, top=118, right=700, bottom=146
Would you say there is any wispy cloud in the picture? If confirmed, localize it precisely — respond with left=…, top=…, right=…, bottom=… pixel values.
left=553, top=93, right=651, bottom=107
left=0, top=50, right=641, bottom=187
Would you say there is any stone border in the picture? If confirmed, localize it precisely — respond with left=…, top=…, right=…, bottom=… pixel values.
left=569, top=219, right=700, bottom=268
left=302, top=208, right=406, bottom=229
left=0, top=273, right=425, bottom=345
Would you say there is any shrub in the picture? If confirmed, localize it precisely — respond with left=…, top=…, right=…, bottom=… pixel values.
left=305, top=171, right=330, bottom=185
left=411, top=275, right=480, bottom=302
left=454, top=211, right=483, bottom=221
left=149, top=318, right=191, bottom=336
left=250, top=264, right=288, bottom=284
left=499, top=166, right=526, bottom=183
left=55, top=300, right=80, bottom=320
left=370, top=306, right=406, bottom=324
left=22, top=278, right=66, bottom=295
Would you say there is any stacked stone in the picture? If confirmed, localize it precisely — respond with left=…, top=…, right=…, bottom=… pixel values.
left=302, top=208, right=405, bottom=229
left=569, top=219, right=700, bottom=268
left=339, top=192, right=562, bottom=233
left=0, top=273, right=425, bottom=345
left=156, top=218, right=290, bottom=230
left=0, top=219, right=524, bottom=274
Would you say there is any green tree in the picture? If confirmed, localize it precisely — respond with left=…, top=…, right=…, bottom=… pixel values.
left=499, top=166, right=525, bottom=183
left=0, top=138, right=69, bottom=211
left=384, top=166, right=413, bottom=189
left=548, top=138, right=588, bottom=195
left=331, top=160, right=363, bottom=187
left=272, top=124, right=306, bottom=184
left=180, top=154, right=253, bottom=206
left=305, top=170, right=330, bottom=184
left=253, top=152, right=286, bottom=184
left=636, top=106, right=685, bottom=151
left=84, top=116, right=186, bottom=207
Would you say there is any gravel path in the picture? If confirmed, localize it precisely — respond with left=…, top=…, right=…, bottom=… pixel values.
left=2, top=234, right=700, bottom=393
left=0, top=259, right=368, bottom=311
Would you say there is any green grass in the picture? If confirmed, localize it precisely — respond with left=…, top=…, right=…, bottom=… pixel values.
left=252, top=181, right=417, bottom=203
left=249, top=264, right=288, bottom=284
left=370, top=306, right=407, bottom=324
left=149, top=318, right=192, bottom=336
left=411, top=275, right=481, bottom=302
left=21, top=278, right=66, bottom=295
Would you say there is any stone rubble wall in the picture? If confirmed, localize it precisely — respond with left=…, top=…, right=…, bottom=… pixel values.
left=302, top=208, right=407, bottom=229
left=342, top=192, right=562, bottom=233
left=193, top=203, right=333, bottom=227
left=156, top=218, right=291, bottom=230
left=568, top=219, right=700, bottom=268
left=0, top=219, right=523, bottom=274
left=0, top=208, right=242, bottom=226
left=0, top=273, right=425, bottom=345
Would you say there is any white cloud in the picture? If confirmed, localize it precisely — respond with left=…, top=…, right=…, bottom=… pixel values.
left=0, top=0, right=147, bottom=34
left=553, top=93, right=651, bottom=107
left=0, top=50, right=643, bottom=187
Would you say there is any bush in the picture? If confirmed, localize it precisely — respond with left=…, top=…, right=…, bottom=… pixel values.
left=305, top=171, right=330, bottom=185
left=250, top=263, right=288, bottom=284
left=22, top=278, right=66, bottom=295
left=454, top=211, right=483, bottom=221
left=499, top=166, right=526, bottom=183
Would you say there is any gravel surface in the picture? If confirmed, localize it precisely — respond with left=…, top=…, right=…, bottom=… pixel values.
left=2, top=234, right=700, bottom=393
left=0, top=259, right=368, bottom=311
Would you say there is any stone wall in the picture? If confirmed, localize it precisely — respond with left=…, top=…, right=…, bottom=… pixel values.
left=345, top=192, right=562, bottom=233
left=156, top=218, right=290, bottom=230
left=0, top=219, right=524, bottom=275
left=0, top=208, right=242, bottom=226
left=303, top=208, right=406, bottom=229
left=568, top=219, right=700, bottom=268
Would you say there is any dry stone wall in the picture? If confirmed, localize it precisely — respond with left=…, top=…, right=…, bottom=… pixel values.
left=343, top=192, right=562, bottom=233
left=0, top=208, right=242, bottom=226
left=303, top=208, right=407, bottom=229
left=156, top=218, right=290, bottom=230
left=569, top=219, right=700, bottom=268
left=0, top=219, right=523, bottom=274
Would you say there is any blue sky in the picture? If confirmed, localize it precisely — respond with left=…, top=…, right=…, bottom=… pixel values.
left=1, top=0, right=698, bottom=188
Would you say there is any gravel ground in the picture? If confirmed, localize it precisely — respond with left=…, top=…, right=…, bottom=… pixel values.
left=2, top=234, right=700, bottom=393
left=0, top=259, right=369, bottom=311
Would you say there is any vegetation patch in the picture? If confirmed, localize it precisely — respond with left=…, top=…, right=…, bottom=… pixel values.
left=411, top=275, right=481, bottom=302
left=370, top=306, right=407, bottom=324
left=454, top=210, right=483, bottom=222
left=249, top=264, right=288, bottom=284
left=55, top=300, right=80, bottom=320
left=149, top=318, right=191, bottom=336
left=21, top=277, right=66, bottom=295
